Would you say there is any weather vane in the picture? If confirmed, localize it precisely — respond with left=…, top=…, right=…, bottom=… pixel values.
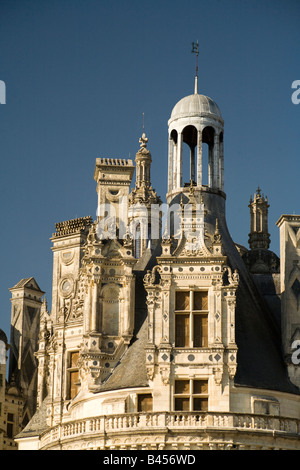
left=191, top=40, right=199, bottom=94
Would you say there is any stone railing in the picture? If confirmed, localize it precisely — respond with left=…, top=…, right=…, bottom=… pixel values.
left=39, top=411, right=300, bottom=449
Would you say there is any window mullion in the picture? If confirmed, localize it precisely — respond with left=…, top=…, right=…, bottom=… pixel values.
left=190, top=291, right=193, bottom=347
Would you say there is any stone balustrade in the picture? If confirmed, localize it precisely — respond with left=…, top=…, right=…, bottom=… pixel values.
left=39, top=411, right=300, bottom=450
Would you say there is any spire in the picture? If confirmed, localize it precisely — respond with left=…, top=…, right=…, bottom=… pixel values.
left=135, top=132, right=152, bottom=191
left=248, top=187, right=270, bottom=250
left=191, top=40, right=199, bottom=94
left=131, top=132, right=161, bottom=204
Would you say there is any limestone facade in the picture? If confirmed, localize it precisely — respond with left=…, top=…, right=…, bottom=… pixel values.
left=4, top=81, right=300, bottom=450
left=277, top=215, right=300, bottom=388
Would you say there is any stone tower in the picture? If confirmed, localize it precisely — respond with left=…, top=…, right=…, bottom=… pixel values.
left=143, top=81, right=239, bottom=413
left=8, top=278, right=44, bottom=422
left=242, top=187, right=280, bottom=275
left=277, top=215, right=300, bottom=388
left=248, top=187, right=270, bottom=250
left=94, top=157, right=135, bottom=240
left=128, top=133, right=161, bottom=258
left=167, top=81, right=224, bottom=199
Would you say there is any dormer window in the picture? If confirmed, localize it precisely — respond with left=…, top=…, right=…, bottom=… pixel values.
left=175, top=290, right=208, bottom=348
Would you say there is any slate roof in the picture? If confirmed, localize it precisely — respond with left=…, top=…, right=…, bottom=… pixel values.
left=15, top=400, right=49, bottom=439
left=97, top=318, right=149, bottom=392
left=11, top=277, right=44, bottom=292
left=214, top=210, right=300, bottom=395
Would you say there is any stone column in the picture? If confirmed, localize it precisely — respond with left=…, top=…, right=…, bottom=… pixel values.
left=176, top=132, right=183, bottom=188
left=213, top=134, right=220, bottom=189
left=141, top=162, right=145, bottom=184
left=197, top=130, right=202, bottom=186
left=84, top=283, right=92, bottom=334
left=190, top=146, right=195, bottom=182
left=91, top=281, right=98, bottom=332
left=141, top=216, right=148, bottom=255
left=219, top=136, right=224, bottom=191
left=208, top=144, right=213, bottom=188
left=168, top=136, right=173, bottom=192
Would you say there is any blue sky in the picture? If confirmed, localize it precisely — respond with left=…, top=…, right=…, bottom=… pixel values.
left=0, top=0, right=299, bottom=338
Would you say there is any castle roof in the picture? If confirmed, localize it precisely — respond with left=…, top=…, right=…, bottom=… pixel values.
left=11, top=277, right=44, bottom=292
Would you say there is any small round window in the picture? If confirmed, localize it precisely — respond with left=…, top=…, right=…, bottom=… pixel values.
left=62, top=280, right=71, bottom=293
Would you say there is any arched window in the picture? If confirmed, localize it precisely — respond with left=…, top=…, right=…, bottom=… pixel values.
left=182, top=125, right=198, bottom=186
left=202, top=126, right=215, bottom=187
left=169, top=129, right=178, bottom=190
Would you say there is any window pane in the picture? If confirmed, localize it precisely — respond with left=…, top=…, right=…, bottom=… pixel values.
left=70, top=371, right=79, bottom=399
left=138, top=394, right=153, bottom=412
left=175, top=397, right=190, bottom=411
left=176, top=291, right=190, bottom=310
left=193, top=380, right=208, bottom=395
left=194, top=291, right=208, bottom=310
left=193, top=314, right=208, bottom=347
left=193, top=398, right=208, bottom=411
left=175, top=380, right=190, bottom=395
left=7, top=422, right=13, bottom=438
left=175, top=314, right=190, bottom=347
left=70, top=352, right=79, bottom=368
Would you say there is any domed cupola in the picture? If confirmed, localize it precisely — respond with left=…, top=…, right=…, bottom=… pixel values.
left=167, top=78, right=224, bottom=202
left=169, top=93, right=223, bottom=124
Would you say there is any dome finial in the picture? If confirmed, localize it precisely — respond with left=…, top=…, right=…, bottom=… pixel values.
left=191, top=40, right=199, bottom=94
left=139, top=132, right=148, bottom=149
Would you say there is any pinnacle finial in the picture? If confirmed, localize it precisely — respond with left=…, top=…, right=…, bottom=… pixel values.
left=191, top=40, right=199, bottom=94
left=180, top=193, right=184, bottom=210
left=194, top=76, right=198, bottom=95
left=139, top=132, right=148, bottom=149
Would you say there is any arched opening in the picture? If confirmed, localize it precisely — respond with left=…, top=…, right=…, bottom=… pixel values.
left=170, top=129, right=178, bottom=145
left=169, top=129, right=178, bottom=190
left=202, top=126, right=215, bottom=187
left=182, top=125, right=197, bottom=187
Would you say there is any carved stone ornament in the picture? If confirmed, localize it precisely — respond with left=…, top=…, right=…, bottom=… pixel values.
left=146, top=364, right=155, bottom=381
left=228, top=364, right=237, bottom=380
left=223, top=266, right=239, bottom=286
left=143, top=265, right=162, bottom=288
left=123, top=230, right=133, bottom=248
left=160, top=366, right=170, bottom=385
left=213, top=366, right=223, bottom=385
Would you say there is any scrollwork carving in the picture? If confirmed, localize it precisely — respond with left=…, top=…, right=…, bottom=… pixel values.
left=223, top=266, right=239, bottom=286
